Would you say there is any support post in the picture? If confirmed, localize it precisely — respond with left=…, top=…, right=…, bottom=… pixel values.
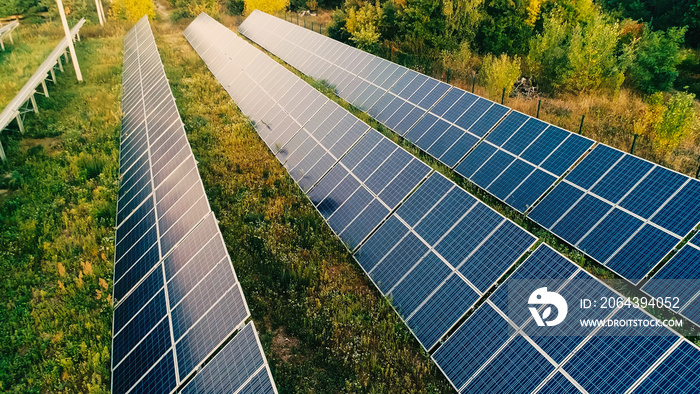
left=57, top=57, right=64, bottom=72
left=8, top=30, right=13, bottom=44
left=501, top=87, right=506, bottom=104
left=578, top=114, right=585, bottom=135
left=472, top=74, right=476, bottom=93
left=0, top=140, right=6, bottom=162
left=30, top=94, right=38, bottom=113
left=50, top=68, right=57, bottom=83
left=56, top=0, right=83, bottom=82
left=536, top=99, right=541, bottom=118
left=630, top=134, right=638, bottom=154
left=95, top=0, right=104, bottom=26
left=41, top=80, right=49, bottom=97
left=0, top=39, right=4, bottom=51
left=16, top=113, right=24, bottom=133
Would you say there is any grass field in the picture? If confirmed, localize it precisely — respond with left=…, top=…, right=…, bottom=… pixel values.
left=0, top=19, right=124, bottom=393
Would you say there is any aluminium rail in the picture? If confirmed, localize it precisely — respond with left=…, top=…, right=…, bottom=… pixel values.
left=0, top=20, right=19, bottom=50
left=0, top=18, right=85, bottom=162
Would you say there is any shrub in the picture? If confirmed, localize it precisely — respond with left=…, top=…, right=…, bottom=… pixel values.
left=637, top=92, right=698, bottom=153
left=227, top=0, right=245, bottom=15
left=244, top=0, right=289, bottom=16
left=346, top=2, right=383, bottom=53
left=481, top=53, right=521, bottom=98
left=113, top=0, right=156, bottom=22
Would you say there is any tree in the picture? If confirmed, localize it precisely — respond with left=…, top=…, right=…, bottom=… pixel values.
left=527, top=9, right=634, bottom=94
left=346, top=2, right=383, bottom=53
left=475, top=0, right=532, bottom=55
left=628, top=25, right=685, bottom=93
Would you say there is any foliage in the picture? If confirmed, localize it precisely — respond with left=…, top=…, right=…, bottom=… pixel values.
left=443, top=0, right=483, bottom=42
left=113, top=0, right=156, bottom=22
left=637, top=92, right=698, bottom=153
left=527, top=9, right=634, bottom=94
left=346, top=1, right=382, bottom=52
left=327, top=8, right=351, bottom=42
left=602, top=0, right=700, bottom=47
left=474, top=0, right=532, bottom=55
left=226, top=0, right=245, bottom=15
left=244, top=0, right=289, bottom=16
left=0, top=22, right=124, bottom=393
left=628, top=25, right=686, bottom=94
left=0, top=0, right=37, bottom=18
left=441, top=41, right=480, bottom=80
left=480, top=53, right=521, bottom=98
left=676, top=49, right=700, bottom=96
left=169, top=0, right=218, bottom=18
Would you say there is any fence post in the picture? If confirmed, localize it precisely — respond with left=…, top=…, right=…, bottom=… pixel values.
left=311, top=21, right=314, bottom=31
left=472, top=74, right=476, bottom=93
left=501, top=87, right=506, bottom=104
left=304, top=19, right=306, bottom=28
left=630, top=134, right=638, bottom=154
left=536, top=99, right=541, bottom=118
left=578, top=114, right=585, bottom=135
left=696, top=162, right=700, bottom=179
left=446, top=68, right=451, bottom=83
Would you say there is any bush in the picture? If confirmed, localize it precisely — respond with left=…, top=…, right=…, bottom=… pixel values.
left=480, top=53, right=521, bottom=98
left=244, top=0, right=289, bottom=16
left=227, top=0, right=245, bottom=15
left=636, top=92, right=698, bottom=153
left=171, top=0, right=218, bottom=18
left=327, top=9, right=351, bottom=43
left=629, top=25, right=685, bottom=94
left=113, top=0, right=156, bottom=22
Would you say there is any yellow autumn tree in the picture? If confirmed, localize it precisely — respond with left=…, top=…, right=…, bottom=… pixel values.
left=113, top=0, right=156, bottom=22
left=244, top=0, right=289, bottom=16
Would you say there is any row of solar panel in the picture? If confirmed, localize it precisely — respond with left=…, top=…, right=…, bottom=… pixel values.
left=114, top=16, right=276, bottom=394
left=191, top=13, right=700, bottom=393
left=184, top=13, right=538, bottom=357
left=433, top=243, right=700, bottom=393
left=238, top=10, right=700, bottom=288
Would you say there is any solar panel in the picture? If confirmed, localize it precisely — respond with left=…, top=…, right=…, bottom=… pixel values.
left=431, top=243, right=696, bottom=393
left=529, top=144, right=700, bottom=284
left=455, top=113, right=594, bottom=213
left=114, top=17, right=276, bottom=394
left=355, top=172, right=536, bottom=350
left=238, top=11, right=509, bottom=170
left=641, top=240, right=700, bottom=328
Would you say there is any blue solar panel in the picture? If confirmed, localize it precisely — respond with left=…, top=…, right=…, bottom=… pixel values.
left=577, top=208, right=643, bottom=262
left=505, top=169, right=557, bottom=212
left=432, top=303, right=514, bottom=391
left=406, top=274, right=479, bottom=350
left=369, top=231, right=429, bottom=293
left=565, top=144, right=624, bottom=189
left=650, top=179, right=700, bottom=236
left=562, top=308, right=678, bottom=393
left=537, top=372, right=582, bottom=394
left=634, top=340, right=700, bottom=394
left=180, top=323, right=272, bottom=394
left=389, top=252, right=452, bottom=318
left=395, top=172, right=454, bottom=226
left=355, top=215, right=410, bottom=272
left=605, top=224, right=681, bottom=283
left=484, top=111, right=529, bottom=146
left=462, top=336, right=555, bottom=394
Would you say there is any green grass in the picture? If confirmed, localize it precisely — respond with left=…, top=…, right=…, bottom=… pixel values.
left=0, top=21, right=124, bottom=393
left=0, top=23, right=70, bottom=109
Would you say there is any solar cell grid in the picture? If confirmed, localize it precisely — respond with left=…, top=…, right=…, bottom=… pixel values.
left=114, top=16, right=275, bottom=394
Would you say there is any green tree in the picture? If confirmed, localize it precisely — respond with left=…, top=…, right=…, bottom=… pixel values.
left=475, top=0, right=532, bottom=55
left=628, top=25, right=685, bottom=93
left=113, top=0, right=155, bottom=22
left=346, top=2, right=383, bottom=52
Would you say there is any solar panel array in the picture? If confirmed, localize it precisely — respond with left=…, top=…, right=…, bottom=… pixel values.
left=642, top=233, right=700, bottom=328
left=185, top=11, right=538, bottom=355
left=186, top=13, right=700, bottom=393
left=433, top=243, right=700, bottom=393
left=114, top=16, right=276, bottom=394
left=238, top=10, right=700, bottom=287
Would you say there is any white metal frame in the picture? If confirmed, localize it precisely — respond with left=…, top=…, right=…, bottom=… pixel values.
left=0, top=18, right=85, bottom=162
